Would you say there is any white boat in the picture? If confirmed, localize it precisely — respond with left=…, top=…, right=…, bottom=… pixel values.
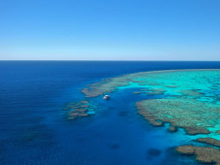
left=103, top=95, right=110, bottom=99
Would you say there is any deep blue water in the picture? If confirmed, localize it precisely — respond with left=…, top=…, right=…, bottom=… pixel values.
left=1, top=61, right=220, bottom=165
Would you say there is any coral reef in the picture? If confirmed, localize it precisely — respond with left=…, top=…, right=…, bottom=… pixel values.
left=176, top=145, right=195, bottom=155
left=196, top=138, right=220, bottom=147
left=146, top=88, right=167, bottom=95
left=133, top=91, right=141, bottom=94
left=82, top=69, right=220, bottom=100
left=216, top=130, right=220, bottom=135
left=168, top=126, right=177, bottom=132
left=184, top=126, right=210, bottom=135
left=176, top=145, right=220, bottom=164
left=177, top=90, right=202, bottom=97
left=136, top=98, right=220, bottom=135
left=64, top=100, right=96, bottom=120
left=80, top=69, right=220, bottom=164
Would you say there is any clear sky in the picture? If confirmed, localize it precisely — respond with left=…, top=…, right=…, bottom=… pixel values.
left=1, top=0, right=220, bottom=60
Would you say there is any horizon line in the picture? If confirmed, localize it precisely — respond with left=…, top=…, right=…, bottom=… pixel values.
left=1, top=59, right=220, bottom=62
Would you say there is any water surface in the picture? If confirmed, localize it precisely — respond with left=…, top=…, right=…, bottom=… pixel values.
left=1, top=61, right=220, bottom=165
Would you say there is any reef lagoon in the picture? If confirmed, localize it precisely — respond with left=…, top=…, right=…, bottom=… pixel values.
left=1, top=61, right=220, bottom=165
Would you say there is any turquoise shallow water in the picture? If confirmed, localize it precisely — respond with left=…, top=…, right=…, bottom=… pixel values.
left=82, top=69, right=220, bottom=138
left=1, top=61, right=220, bottom=165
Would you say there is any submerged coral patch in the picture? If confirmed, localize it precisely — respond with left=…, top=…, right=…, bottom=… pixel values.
left=176, top=90, right=202, bottom=97
left=64, top=100, right=96, bottom=120
left=133, top=91, right=142, bottom=94
left=176, top=145, right=220, bottom=164
left=168, top=126, right=178, bottom=132
left=147, top=148, right=162, bottom=156
left=196, top=138, right=220, bottom=147
left=146, top=88, right=167, bottom=95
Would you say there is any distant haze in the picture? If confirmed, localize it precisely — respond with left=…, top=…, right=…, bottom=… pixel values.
left=1, top=0, right=220, bottom=60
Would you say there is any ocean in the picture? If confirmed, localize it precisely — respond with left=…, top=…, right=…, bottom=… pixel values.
left=1, top=61, right=220, bottom=165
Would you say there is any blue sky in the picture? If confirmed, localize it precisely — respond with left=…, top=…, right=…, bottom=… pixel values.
left=1, top=0, right=220, bottom=60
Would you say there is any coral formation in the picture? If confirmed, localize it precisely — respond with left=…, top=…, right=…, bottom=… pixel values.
left=136, top=98, right=220, bottom=135
left=133, top=91, right=141, bottom=94
left=82, top=69, right=220, bottom=100
left=176, top=145, right=220, bottom=164
left=177, top=90, right=202, bottom=97
left=146, top=88, right=166, bottom=95
left=196, top=138, right=220, bottom=147
left=168, top=126, right=177, bottom=132
left=64, top=100, right=96, bottom=120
